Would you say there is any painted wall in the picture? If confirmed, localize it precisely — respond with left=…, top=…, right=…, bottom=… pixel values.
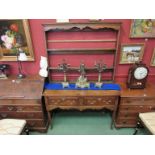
left=1, top=19, right=155, bottom=82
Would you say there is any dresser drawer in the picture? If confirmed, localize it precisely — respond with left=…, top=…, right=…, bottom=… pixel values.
left=47, top=97, right=82, bottom=106
left=119, top=105, right=155, bottom=112
left=116, top=118, right=137, bottom=126
left=0, top=112, right=44, bottom=119
left=0, top=99, right=41, bottom=105
left=84, top=96, right=116, bottom=106
left=26, top=119, right=46, bottom=128
left=121, top=97, right=155, bottom=105
left=0, top=105, right=42, bottom=112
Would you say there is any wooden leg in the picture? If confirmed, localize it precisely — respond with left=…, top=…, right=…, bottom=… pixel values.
left=47, top=111, right=54, bottom=129
left=25, top=126, right=29, bottom=135
left=133, top=122, right=141, bottom=135
left=111, top=97, right=119, bottom=129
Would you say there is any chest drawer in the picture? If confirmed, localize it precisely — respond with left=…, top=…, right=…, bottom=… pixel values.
left=0, top=112, right=44, bottom=119
left=84, top=96, right=116, bottom=106
left=121, top=97, right=155, bottom=105
left=47, top=97, right=82, bottom=106
left=119, top=105, right=155, bottom=111
left=0, top=105, right=42, bottom=112
left=26, top=119, right=46, bottom=128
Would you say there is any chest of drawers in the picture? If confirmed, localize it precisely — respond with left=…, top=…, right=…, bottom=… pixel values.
left=43, top=90, right=120, bottom=128
left=0, top=76, right=49, bottom=132
left=115, top=83, right=155, bottom=127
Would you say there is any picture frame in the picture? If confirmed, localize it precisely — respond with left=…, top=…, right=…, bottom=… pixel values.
left=130, top=19, right=155, bottom=38
left=150, top=48, right=155, bottom=66
left=120, top=43, right=145, bottom=64
left=0, top=19, right=34, bottom=61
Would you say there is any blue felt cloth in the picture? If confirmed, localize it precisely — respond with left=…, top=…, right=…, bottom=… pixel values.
left=44, top=82, right=121, bottom=90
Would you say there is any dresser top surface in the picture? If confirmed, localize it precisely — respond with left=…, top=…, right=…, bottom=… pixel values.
left=119, top=83, right=155, bottom=97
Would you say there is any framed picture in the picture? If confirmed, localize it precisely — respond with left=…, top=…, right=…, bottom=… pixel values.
left=150, top=48, right=155, bottom=66
left=120, top=43, right=145, bottom=64
left=130, top=19, right=155, bottom=38
left=0, top=19, right=34, bottom=61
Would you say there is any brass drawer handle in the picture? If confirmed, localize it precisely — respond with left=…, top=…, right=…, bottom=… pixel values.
left=17, top=107, right=23, bottom=111
left=7, top=106, right=14, bottom=111
left=29, top=122, right=36, bottom=127
left=1, top=113, right=8, bottom=118
left=33, top=107, right=40, bottom=110
left=27, top=114, right=34, bottom=118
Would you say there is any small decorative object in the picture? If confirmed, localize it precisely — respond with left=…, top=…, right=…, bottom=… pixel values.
left=58, top=59, right=70, bottom=88
left=39, top=56, right=48, bottom=77
left=17, top=48, right=28, bottom=79
left=0, top=19, right=34, bottom=61
left=150, top=48, right=155, bottom=66
left=0, top=64, right=10, bottom=79
left=94, top=60, right=107, bottom=88
left=130, top=19, right=155, bottom=38
left=127, top=61, right=149, bottom=89
left=120, top=43, right=145, bottom=64
left=76, top=61, right=90, bottom=88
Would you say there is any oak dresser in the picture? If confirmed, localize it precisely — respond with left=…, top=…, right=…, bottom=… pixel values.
left=115, top=83, right=155, bottom=128
left=0, top=75, right=48, bottom=132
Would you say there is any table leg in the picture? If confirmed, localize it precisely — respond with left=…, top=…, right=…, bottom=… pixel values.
left=111, top=97, right=119, bottom=129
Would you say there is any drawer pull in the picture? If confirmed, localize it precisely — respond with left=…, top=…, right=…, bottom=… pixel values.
left=1, top=113, right=8, bottom=118
left=17, top=107, right=23, bottom=111
left=33, top=107, right=40, bottom=110
left=27, top=114, right=34, bottom=118
left=7, top=106, right=14, bottom=111
left=29, top=122, right=36, bottom=127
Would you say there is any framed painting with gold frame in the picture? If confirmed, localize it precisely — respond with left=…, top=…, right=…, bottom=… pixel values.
left=150, top=48, right=155, bottom=66
left=120, top=43, right=145, bottom=64
left=130, top=19, right=155, bottom=38
left=0, top=19, right=34, bottom=61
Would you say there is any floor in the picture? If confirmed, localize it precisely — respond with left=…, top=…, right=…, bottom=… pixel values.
left=30, top=110, right=148, bottom=135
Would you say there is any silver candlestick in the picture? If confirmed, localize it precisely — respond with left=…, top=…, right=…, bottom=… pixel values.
left=58, top=59, right=70, bottom=88
left=94, top=60, right=107, bottom=88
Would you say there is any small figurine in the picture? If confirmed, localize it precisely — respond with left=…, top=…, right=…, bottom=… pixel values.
left=58, top=59, right=70, bottom=88
left=76, top=61, right=90, bottom=88
left=94, top=60, right=107, bottom=88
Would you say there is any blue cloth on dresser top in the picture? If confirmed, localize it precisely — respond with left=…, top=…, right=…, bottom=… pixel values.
left=44, top=82, right=121, bottom=90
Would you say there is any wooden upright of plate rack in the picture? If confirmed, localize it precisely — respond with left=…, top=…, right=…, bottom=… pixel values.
left=43, top=22, right=121, bottom=83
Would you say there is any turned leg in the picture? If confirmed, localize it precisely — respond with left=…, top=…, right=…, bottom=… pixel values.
left=111, top=97, right=119, bottom=129
left=25, top=126, right=29, bottom=135
left=133, top=122, right=141, bottom=135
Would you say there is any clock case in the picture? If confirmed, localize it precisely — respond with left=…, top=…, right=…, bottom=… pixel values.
left=127, top=62, right=149, bottom=89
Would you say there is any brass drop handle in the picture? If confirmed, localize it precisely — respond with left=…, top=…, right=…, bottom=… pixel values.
left=1, top=113, right=8, bottom=118
left=27, top=114, right=34, bottom=118
left=17, top=107, right=23, bottom=111
left=29, top=122, right=35, bottom=127
left=7, top=106, right=14, bottom=111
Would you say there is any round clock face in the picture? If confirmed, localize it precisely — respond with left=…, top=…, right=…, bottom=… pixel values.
left=134, top=67, right=148, bottom=80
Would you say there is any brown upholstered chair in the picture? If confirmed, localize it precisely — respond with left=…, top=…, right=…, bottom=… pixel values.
left=134, top=112, right=155, bottom=135
left=0, top=119, right=29, bottom=135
